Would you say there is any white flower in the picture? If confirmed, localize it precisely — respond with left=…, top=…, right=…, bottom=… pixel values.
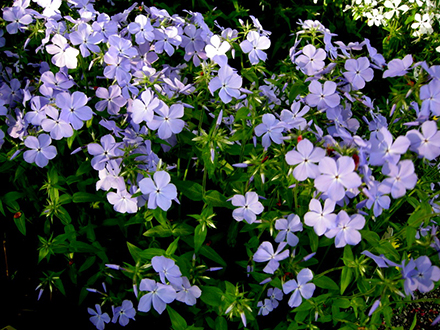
left=383, top=0, right=409, bottom=20
left=365, top=8, right=384, bottom=27
left=411, top=13, right=433, bottom=36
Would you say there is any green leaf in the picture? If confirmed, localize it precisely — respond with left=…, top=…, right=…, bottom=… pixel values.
left=235, top=107, right=250, bottom=121
left=409, top=314, right=417, bottom=330
left=14, top=214, right=26, bottom=235
left=153, top=208, right=169, bottom=226
left=199, top=245, right=227, bottom=267
left=314, top=275, right=339, bottom=291
left=72, top=192, right=101, bottom=203
left=333, top=298, right=351, bottom=308
left=194, top=224, right=207, bottom=253
left=361, top=230, right=380, bottom=245
left=340, top=266, right=352, bottom=295
left=127, top=242, right=165, bottom=263
left=58, top=194, right=72, bottom=205
left=56, top=206, right=72, bottom=224
left=342, top=245, right=354, bottom=267
left=167, top=306, right=188, bottom=330
left=308, top=230, right=318, bottom=252
left=406, top=226, right=417, bottom=248
left=143, top=225, right=173, bottom=237
left=166, top=237, right=180, bottom=256
left=79, top=256, right=96, bottom=273
left=214, top=316, right=228, bottom=330
left=171, top=223, right=194, bottom=236
left=200, top=286, right=223, bottom=307
left=203, top=190, right=231, bottom=208
left=3, top=191, right=24, bottom=203
left=174, top=180, right=203, bottom=201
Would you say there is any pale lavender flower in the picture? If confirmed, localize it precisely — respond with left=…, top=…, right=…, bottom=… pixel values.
left=257, top=299, right=273, bottom=316
left=205, top=35, right=230, bottom=66
left=112, top=300, right=136, bottom=326
left=138, top=279, right=176, bottom=314
left=88, top=304, right=110, bottom=330
left=411, top=255, right=440, bottom=293
left=147, top=103, right=185, bottom=139
left=369, top=127, right=410, bottom=166
left=283, top=268, right=315, bottom=308
left=131, top=89, right=162, bottom=124
left=275, top=213, right=303, bottom=247
left=23, top=134, right=57, bottom=168
left=306, top=80, right=340, bottom=110
left=103, top=52, right=131, bottom=85
left=154, top=26, right=182, bottom=57
left=304, top=198, right=337, bottom=236
left=285, top=138, right=325, bottom=181
left=280, top=102, right=310, bottom=130
left=361, top=250, right=399, bottom=268
left=208, top=65, right=242, bottom=104
left=139, top=171, right=178, bottom=211
left=254, top=113, right=284, bottom=149
left=41, top=109, right=74, bottom=140
left=107, top=189, right=138, bottom=214
left=230, top=191, right=264, bottom=224
left=383, top=54, right=413, bottom=78
left=107, top=35, right=138, bottom=59
left=240, top=31, right=271, bottom=65
left=343, top=57, right=374, bottom=90
left=175, top=276, right=202, bottom=306
left=325, top=211, right=365, bottom=248
left=314, top=156, right=362, bottom=202
left=295, top=44, right=326, bottom=76
left=45, top=34, right=79, bottom=69
left=267, top=287, right=283, bottom=308
left=381, top=160, right=417, bottom=199
left=95, top=85, right=127, bottom=115
left=152, top=256, right=183, bottom=286
left=253, top=241, right=290, bottom=274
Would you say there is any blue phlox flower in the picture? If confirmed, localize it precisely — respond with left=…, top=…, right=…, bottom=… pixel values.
left=138, top=171, right=178, bottom=211
left=147, top=103, right=185, bottom=139
left=3, top=5, right=33, bottom=34
left=230, top=191, right=264, bottom=224
left=280, top=101, right=309, bottom=130
left=411, top=256, right=440, bottom=293
left=420, top=79, right=440, bottom=116
left=267, top=287, right=283, bottom=308
left=369, top=127, right=410, bottom=166
left=275, top=213, right=303, bottom=247
left=257, top=298, right=273, bottom=316
left=314, top=156, right=362, bottom=202
left=285, top=138, right=325, bottom=181
left=103, top=52, right=131, bottom=85
left=131, top=89, right=162, bottom=125
left=23, top=134, right=57, bottom=167
left=87, top=134, right=123, bottom=171
left=295, top=44, right=326, bottom=76
left=383, top=54, right=413, bottom=78
left=112, top=300, right=136, bottom=326
left=304, top=198, right=337, bottom=236
left=254, top=113, right=284, bottom=149
left=95, top=85, right=127, bottom=115
left=205, top=35, right=230, bottom=66
left=343, top=57, right=373, bottom=90
left=361, top=250, right=399, bottom=268
left=240, top=31, right=271, bottom=65
left=363, top=181, right=390, bottom=217
left=41, top=108, right=74, bottom=140
left=253, top=241, right=290, bottom=274
left=45, top=34, right=79, bottom=69
left=153, top=26, right=182, bottom=57
left=138, top=278, right=177, bottom=314
left=56, top=91, right=94, bottom=130
left=381, top=160, right=417, bottom=199
left=127, top=14, right=155, bottom=45
left=152, top=256, right=183, bottom=286
left=306, top=80, right=340, bottom=110
left=368, top=299, right=381, bottom=316
left=208, top=65, right=243, bottom=104
left=283, top=268, right=316, bottom=308
left=401, top=258, right=418, bottom=297
left=175, top=276, right=202, bottom=306
left=107, top=35, right=138, bottom=59
left=88, top=304, right=111, bottom=330
left=325, top=211, right=365, bottom=248
left=407, top=120, right=440, bottom=161
left=69, top=22, right=102, bottom=57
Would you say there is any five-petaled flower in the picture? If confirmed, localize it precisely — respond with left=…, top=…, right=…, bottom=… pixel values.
left=230, top=191, right=264, bottom=224
left=139, top=171, right=178, bottom=211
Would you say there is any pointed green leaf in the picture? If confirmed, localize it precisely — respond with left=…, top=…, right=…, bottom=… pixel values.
left=340, top=266, right=352, bottom=295
left=194, top=224, right=207, bottom=253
